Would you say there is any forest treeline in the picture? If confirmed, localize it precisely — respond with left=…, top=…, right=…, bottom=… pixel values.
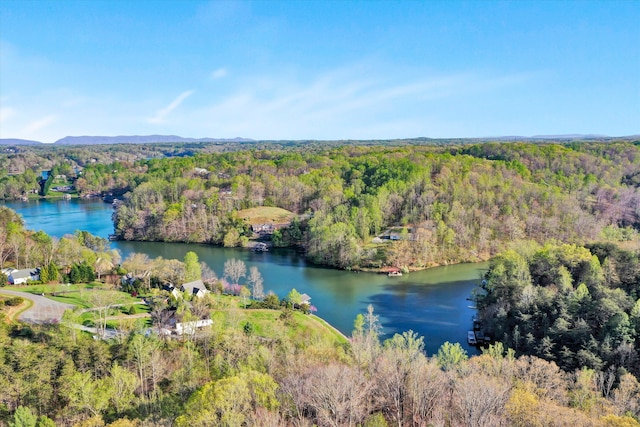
left=109, top=141, right=639, bottom=269
left=2, top=141, right=639, bottom=269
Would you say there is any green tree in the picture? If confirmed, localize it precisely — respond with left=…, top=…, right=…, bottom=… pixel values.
left=60, top=370, right=110, bottom=417
left=436, top=341, right=468, bottom=371
left=9, top=406, right=37, bottom=427
left=286, top=288, right=302, bottom=305
left=108, top=363, right=139, bottom=415
left=183, top=251, right=201, bottom=282
left=36, top=416, right=56, bottom=427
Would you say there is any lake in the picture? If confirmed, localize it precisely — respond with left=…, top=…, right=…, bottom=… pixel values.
left=2, top=198, right=486, bottom=355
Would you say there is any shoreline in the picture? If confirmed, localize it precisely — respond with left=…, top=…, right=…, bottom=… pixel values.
left=112, top=234, right=492, bottom=274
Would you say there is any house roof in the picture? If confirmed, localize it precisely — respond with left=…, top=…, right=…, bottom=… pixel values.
left=10, top=268, right=39, bottom=279
left=180, top=279, right=208, bottom=296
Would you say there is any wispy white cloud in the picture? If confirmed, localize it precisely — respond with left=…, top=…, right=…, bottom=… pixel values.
left=0, top=106, right=14, bottom=123
left=148, top=90, right=194, bottom=124
left=194, top=65, right=537, bottom=139
left=211, top=68, right=228, bottom=80
left=23, top=115, right=57, bottom=134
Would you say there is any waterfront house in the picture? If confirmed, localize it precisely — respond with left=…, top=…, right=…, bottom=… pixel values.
left=251, top=222, right=291, bottom=236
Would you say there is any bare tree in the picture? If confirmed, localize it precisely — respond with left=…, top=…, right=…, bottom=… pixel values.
left=306, top=364, right=373, bottom=427
left=407, top=358, right=448, bottom=425
left=200, top=261, right=217, bottom=289
left=123, top=252, right=152, bottom=289
left=453, top=373, right=510, bottom=427
left=247, top=266, right=264, bottom=300
left=224, top=258, right=246, bottom=284
left=0, top=228, right=10, bottom=267
left=373, top=331, right=426, bottom=426
left=87, top=289, right=127, bottom=338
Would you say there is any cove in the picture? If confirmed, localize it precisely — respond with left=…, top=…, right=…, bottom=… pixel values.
left=2, top=198, right=486, bottom=355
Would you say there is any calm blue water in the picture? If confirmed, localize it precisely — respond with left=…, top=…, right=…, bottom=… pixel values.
left=2, top=199, right=484, bottom=355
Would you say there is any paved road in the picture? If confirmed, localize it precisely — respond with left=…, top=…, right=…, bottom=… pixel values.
left=0, top=289, right=75, bottom=324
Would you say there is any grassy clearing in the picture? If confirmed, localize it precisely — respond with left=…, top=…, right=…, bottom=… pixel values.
left=237, top=206, right=295, bottom=225
left=208, top=299, right=349, bottom=351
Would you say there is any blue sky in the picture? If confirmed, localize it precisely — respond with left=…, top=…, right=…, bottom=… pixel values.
left=1, top=0, right=638, bottom=143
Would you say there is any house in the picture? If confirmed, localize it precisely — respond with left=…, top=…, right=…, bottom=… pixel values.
left=180, top=279, right=210, bottom=298
left=194, top=167, right=209, bottom=176
left=162, top=284, right=182, bottom=300
left=252, top=223, right=275, bottom=234
left=176, top=319, right=213, bottom=335
left=7, top=268, right=40, bottom=285
left=251, top=222, right=291, bottom=236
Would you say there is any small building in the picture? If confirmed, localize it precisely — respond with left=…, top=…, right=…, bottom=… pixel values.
left=176, top=319, right=213, bottom=335
left=162, top=284, right=182, bottom=300
left=254, top=242, right=269, bottom=252
left=251, top=222, right=290, bottom=236
left=7, top=268, right=40, bottom=285
left=467, top=331, right=477, bottom=345
left=193, top=167, right=209, bottom=176
left=180, top=279, right=210, bottom=298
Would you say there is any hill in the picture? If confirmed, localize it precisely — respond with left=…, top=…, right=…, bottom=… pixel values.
left=53, top=135, right=254, bottom=145
left=0, top=138, right=43, bottom=145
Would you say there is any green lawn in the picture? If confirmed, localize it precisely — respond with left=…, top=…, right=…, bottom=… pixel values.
left=237, top=206, right=295, bottom=225
left=210, top=300, right=349, bottom=348
left=5, top=283, right=142, bottom=309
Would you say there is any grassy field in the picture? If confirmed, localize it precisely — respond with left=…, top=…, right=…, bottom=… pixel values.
left=210, top=302, right=349, bottom=346
left=237, top=206, right=295, bottom=225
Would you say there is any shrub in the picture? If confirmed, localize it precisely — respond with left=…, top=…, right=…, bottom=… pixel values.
left=5, top=297, right=24, bottom=307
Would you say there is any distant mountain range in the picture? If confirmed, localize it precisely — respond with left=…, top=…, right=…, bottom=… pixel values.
left=0, top=138, right=45, bottom=145
left=0, top=135, right=254, bottom=145
left=1, top=134, right=637, bottom=146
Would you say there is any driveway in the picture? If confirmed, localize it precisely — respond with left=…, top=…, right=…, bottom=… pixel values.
left=0, top=289, right=75, bottom=324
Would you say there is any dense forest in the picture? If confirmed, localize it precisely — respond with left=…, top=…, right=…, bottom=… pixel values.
left=1, top=139, right=640, bottom=426
left=105, top=141, right=640, bottom=270
left=478, top=241, right=640, bottom=376
left=2, top=140, right=638, bottom=270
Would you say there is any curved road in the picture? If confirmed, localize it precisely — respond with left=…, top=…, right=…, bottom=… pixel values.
left=0, top=290, right=75, bottom=324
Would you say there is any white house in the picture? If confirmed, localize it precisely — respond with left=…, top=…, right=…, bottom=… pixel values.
left=176, top=319, right=213, bottom=335
left=180, top=279, right=210, bottom=298
left=7, top=268, right=40, bottom=285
